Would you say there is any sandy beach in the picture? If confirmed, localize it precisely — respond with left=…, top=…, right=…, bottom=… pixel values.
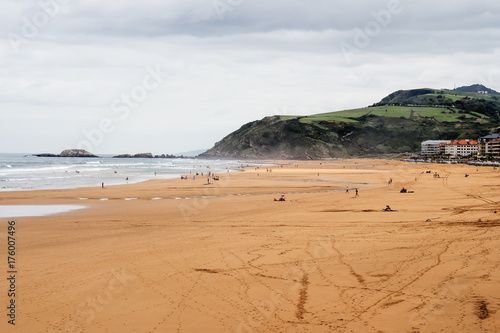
left=1, top=159, right=500, bottom=332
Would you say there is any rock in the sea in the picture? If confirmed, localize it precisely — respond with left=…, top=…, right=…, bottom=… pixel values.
left=133, top=153, right=153, bottom=158
left=35, top=149, right=98, bottom=157
left=35, top=153, right=59, bottom=157
left=59, top=149, right=98, bottom=157
left=112, top=153, right=154, bottom=158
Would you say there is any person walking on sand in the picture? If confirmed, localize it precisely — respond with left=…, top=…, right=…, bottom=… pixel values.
left=346, top=186, right=349, bottom=193
left=102, top=182, right=104, bottom=188
left=355, top=188, right=359, bottom=197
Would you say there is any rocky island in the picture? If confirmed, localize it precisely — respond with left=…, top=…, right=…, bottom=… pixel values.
left=35, top=149, right=98, bottom=158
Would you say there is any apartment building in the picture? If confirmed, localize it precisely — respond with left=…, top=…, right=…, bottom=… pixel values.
left=421, top=140, right=450, bottom=156
left=477, top=134, right=500, bottom=157
left=440, top=140, right=478, bottom=157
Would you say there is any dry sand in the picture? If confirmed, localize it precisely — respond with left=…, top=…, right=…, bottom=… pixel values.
left=1, top=159, right=500, bottom=332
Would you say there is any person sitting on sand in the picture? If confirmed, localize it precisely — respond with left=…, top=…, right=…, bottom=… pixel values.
left=384, top=205, right=392, bottom=211
left=274, top=195, right=286, bottom=201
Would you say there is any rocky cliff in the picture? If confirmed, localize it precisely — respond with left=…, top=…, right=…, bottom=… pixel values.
left=200, top=87, right=500, bottom=159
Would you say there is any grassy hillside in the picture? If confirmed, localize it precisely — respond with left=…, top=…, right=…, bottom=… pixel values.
left=200, top=87, right=500, bottom=159
left=372, top=88, right=500, bottom=119
left=454, top=84, right=500, bottom=95
left=297, top=106, right=489, bottom=124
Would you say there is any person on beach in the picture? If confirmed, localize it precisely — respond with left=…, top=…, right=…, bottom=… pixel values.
left=346, top=186, right=349, bottom=193
left=102, top=182, right=104, bottom=188
left=274, top=195, right=286, bottom=201
left=355, top=189, right=359, bottom=197
left=384, top=205, right=392, bottom=211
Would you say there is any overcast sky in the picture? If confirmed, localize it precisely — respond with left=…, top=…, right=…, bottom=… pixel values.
left=1, top=0, right=499, bottom=154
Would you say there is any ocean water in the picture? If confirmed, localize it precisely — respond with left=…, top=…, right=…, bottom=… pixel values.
left=0, top=153, right=243, bottom=191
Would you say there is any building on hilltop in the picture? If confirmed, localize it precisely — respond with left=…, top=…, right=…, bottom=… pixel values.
left=421, top=140, right=451, bottom=156
left=440, top=140, right=478, bottom=157
left=477, top=134, right=500, bottom=157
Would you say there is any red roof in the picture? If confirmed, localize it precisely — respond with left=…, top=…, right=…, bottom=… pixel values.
left=441, top=140, right=477, bottom=146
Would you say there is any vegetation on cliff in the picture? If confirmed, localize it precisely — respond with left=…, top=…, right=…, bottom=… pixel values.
left=200, top=86, right=500, bottom=159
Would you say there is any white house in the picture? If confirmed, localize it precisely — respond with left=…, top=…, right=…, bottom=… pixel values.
left=441, top=140, right=478, bottom=157
left=421, top=140, right=450, bottom=156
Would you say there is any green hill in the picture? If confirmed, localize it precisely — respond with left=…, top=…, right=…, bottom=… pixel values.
left=454, top=84, right=500, bottom=95
left=200, top=87, right=500, bottom=159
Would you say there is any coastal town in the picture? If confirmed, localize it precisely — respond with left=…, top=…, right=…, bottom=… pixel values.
left=421, top=134, right=500, bottom=158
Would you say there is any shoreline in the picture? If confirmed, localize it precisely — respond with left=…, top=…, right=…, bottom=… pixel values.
left=0, top=154, right=246, bottom=192
left=0, top=159, right=380, bottom=205
left=2, top=158, right=500, bottom=332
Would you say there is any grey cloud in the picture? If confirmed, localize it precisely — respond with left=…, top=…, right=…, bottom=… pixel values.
left=1, top=0, right=499, bottom=154
left=4, top=1, right=499, bottom=38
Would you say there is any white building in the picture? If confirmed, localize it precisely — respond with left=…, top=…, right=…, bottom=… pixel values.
left=441, top=140, right=478, bottom=157
left=421, top=140, right=450, bottom=156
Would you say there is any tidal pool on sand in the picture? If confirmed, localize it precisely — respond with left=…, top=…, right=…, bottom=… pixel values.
left=0, top=205, right=86, bottom=218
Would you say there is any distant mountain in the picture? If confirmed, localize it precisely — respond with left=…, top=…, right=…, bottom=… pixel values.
left=200, top=87, right=500, bottom=159
left=454, top=84, right=500, bottom=95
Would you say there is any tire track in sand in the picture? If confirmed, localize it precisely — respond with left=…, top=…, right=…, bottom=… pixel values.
left=346, top=239, right=455, bottom=323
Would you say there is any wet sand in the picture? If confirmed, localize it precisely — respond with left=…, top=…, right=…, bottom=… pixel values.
left=1, top=159, right=500, bottom=332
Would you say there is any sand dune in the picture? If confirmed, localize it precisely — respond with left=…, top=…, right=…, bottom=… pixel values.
left=1, top=159, right=500, bottom=332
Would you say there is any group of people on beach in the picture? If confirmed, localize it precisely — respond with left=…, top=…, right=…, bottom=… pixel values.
left=345, top=187, right=359, bottom=197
